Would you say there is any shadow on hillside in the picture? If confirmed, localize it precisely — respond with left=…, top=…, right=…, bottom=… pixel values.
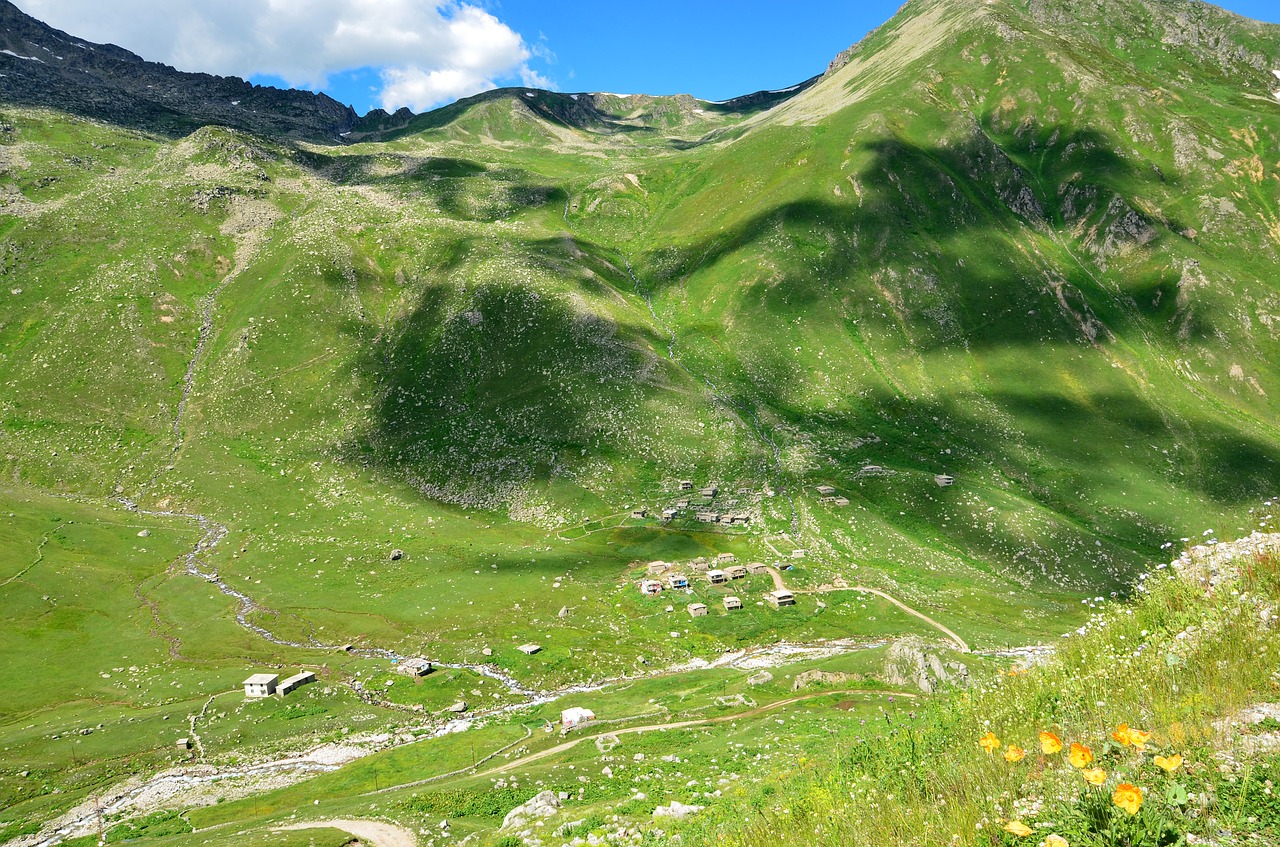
left=628, top=123, right=1208, bottom=358
left=329, top=117, right=1278, bottom=594
left=335, top=249, right=677, bottom=509
left=295, top=148, right=568, bottom=223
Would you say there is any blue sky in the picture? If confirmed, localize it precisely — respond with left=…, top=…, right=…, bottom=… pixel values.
left=18, top=0, right=1280, bottom=116
left=286, top=0, right=1280, bottom=113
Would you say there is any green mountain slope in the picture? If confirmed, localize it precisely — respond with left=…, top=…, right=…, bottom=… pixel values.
left=2, top=0, right=1280, bottom=836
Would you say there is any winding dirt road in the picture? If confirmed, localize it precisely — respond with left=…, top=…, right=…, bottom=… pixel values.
left=275, top=819, right=417, bottom=847
left=764, top=567, right=970, bottom=653
left=367, top=686, right=918, bottom=796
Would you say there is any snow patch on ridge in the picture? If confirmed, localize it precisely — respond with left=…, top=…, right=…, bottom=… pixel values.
left=1, top=49, right=44, bottom=62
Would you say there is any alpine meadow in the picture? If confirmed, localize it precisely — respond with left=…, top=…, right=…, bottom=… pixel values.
left=2, top=0, right=1280, bottom=845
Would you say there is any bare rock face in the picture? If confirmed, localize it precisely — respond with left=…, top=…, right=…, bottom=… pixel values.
left=883, top=637, right=969, bottom=693
left=502, top=789, right=560, bottom=830
left=0, top=0, right=358, bottom=142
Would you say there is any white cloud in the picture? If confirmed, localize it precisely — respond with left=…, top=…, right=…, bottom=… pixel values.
left=380, top=66, right=496, bottom=113
left=519, top=66, right=556, bottom=91
left=15, top=0, right=552, bottom=111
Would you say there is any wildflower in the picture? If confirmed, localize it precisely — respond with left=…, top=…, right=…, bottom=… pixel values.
left=1040, top=731, right=1063, bottom=755
left=1112, top=724, right=1152, bottom=749
left=1113, top=783, right=1143, bottom=815
left=1005, top=744, right=1027, bottom=763
left=1043, top=837, right=1069, bottom=847
left=1069, top=743, right=1093, bottom=768
left=980, top=731, right=1000, bottom=754
left=1154, top=754, right=1183, bottom=773
left=1083, top=767, right=1107, bottom=785
left=1003, top=821, right=1034, bottom=837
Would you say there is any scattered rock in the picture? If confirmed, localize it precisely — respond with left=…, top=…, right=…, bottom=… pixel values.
left=444, top=701, right=467, bottom=713
left=389, top=549, right=404, bottom=561
left=747, top=671, right=773, bottom=686
left=137, top=529, right=150, bottom=538
left=653, top=801, right=703, bottom=819
left=502, top=789, right=561, bottom=830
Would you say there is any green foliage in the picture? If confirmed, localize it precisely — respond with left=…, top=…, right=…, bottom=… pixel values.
left=559, top=814, right=607, bottom=838
left=402, top=787, right=535, bottom=819
left=105, top=811, right=192, bottom=842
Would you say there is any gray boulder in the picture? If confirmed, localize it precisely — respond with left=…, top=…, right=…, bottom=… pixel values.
left=503, top=789, right=561, bottom=830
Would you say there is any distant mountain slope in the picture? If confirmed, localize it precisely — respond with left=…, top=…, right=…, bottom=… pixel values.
left=0, top=0, right=357, bottom=140
left=0, top=0, right=1279, bottom=671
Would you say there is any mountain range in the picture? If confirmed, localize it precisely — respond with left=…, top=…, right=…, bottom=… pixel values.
left=1, top=0, right=1279, bottom=843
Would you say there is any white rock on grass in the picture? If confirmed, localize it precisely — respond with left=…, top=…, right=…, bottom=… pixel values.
left=502, top=789, right=561, bottom=830
left=653, top=801, right=703, bottom=819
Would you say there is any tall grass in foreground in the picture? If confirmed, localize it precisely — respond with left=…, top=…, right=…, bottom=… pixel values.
left=690, top=548, right=1280, bottom=846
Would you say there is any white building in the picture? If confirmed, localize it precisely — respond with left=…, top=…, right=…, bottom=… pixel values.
left=279, top=670, right=317, bottom=694
left=243, top=673, right=278, bottom=698
left=561, top=706, right=596, bottom=730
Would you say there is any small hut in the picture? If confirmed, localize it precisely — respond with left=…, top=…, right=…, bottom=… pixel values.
left=766, top=590, right=796, bottom=608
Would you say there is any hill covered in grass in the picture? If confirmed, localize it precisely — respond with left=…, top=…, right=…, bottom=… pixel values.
left=1, top=0, right=1280, bottom=841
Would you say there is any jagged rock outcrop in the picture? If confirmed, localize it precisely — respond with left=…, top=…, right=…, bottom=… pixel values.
left=884, top=638, right=970, bottom=693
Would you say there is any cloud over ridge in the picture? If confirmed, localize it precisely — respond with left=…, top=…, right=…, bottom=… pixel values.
left=18, top=0, right=547, bottom=111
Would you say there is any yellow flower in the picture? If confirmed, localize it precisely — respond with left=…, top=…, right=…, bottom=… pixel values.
left=1005, top=744, right=1027, bottom=763
left=1003, top=821, right=1034, bottom=837
left=1083, top=767, right=1108, bottom=785
left=1112, top=724, right=1152, bottom=749
left=1040, top=731, right=1063, bottom=755
left=1154, top=754, right=1183, bottom=773
left=1113, top=782, right=1143, bottom=815
left=980, top=731, right=1001, bottom=754
left=1043, top=836, right=1069, bottom=847
left=1069, top=742, right=1094, bottom=769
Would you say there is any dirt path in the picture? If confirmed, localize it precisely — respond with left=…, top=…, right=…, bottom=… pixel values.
left=846, top=585, right=970, bottom=653
left=765, top=567, right=970, bottom=653
left=275, top=819, right=416, bottom=847
left=431, top=687, right=917, bottom=785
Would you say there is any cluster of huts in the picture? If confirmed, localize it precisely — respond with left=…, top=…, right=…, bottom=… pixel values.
left=639, top=555, right=796, bottom=614
left=242, top=670, right=317, bottom=698
left=628, top=481, right=753, bottom=527
left=814, top=484, right=851, bottom=507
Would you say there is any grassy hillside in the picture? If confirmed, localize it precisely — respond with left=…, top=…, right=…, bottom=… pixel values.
left=1, top=0, right=1279, bottom=839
